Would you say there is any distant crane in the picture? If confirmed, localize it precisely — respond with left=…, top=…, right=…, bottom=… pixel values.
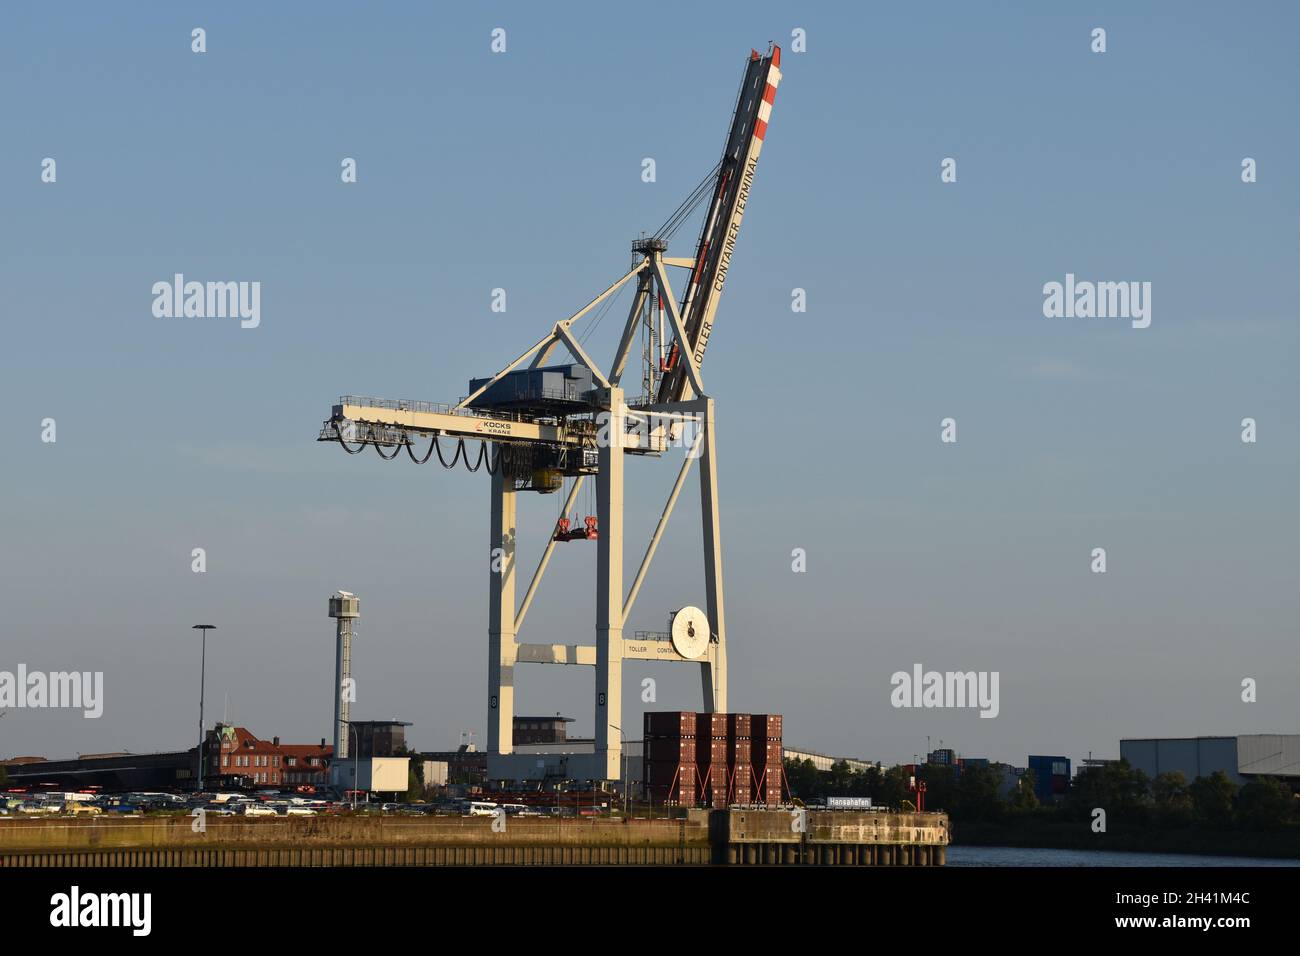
left=318, top=45, right=783, bottom=782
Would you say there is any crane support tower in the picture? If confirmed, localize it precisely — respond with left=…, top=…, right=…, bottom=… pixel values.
left=318, top=45, right=782, bottom=782
left=328, top=591, right=359, bottom=760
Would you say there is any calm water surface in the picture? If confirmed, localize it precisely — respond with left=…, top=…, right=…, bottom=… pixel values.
left=947, top=845, right=1299, bottom=867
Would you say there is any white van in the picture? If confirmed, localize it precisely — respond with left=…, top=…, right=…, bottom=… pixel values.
left=465, top=801, right=499, bottom=817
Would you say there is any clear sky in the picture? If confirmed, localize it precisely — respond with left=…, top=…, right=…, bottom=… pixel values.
left=2, top=2, right=1296, bottom=770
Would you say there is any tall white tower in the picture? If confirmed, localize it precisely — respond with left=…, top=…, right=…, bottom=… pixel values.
left=328, top=591, right=359, bottom=760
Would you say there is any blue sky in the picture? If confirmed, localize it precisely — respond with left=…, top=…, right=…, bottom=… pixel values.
left=2, top=2, right=1296, bottom=768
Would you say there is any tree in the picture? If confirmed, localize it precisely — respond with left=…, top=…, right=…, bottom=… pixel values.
left=1151, top=771, right=1193, bottom=827
left=1189, top=770, right=1237, bottom=826
left=879, top=765, right=911, bottom=810
left=1068, top=759, right=1150, bottom=823
left=783, top=758, right=820, bottom=801
left=918, top=763, right=957, bottom=813
left=827, top=760, right=857, bottom=796
left=1007, top=769, right=1038, bottom=813
left=954, top=765, right=1005, bottom=823
left=395, top=744, right=424, bottom=802
left=1236, top=777, right=1293, bottom=830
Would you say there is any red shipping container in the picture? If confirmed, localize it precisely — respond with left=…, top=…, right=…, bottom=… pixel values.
left=753, top=747, right=783, bottom=782
left=728, top=739, right=752, bottom=763
left=645, top=711, right=696, bottom=738
left=730, top=762, right=753, bottom=804
left=695, top=712, right=726, bottom=740
left=695, top=763, right=727, bottom=806
left=645, top=737, right=696, bottom=763
left=753, top=740, right=783, bottom=761
left=647, top=783, right=694, bottom=807
left=726, top=713, right=752, bottom=739
left=751, top=713, right=783, bottom=740
left=645, top=757, right=692, bottom=777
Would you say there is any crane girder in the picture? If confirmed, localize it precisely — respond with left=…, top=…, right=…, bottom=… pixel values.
left=656, top=45, right=781, bottom=404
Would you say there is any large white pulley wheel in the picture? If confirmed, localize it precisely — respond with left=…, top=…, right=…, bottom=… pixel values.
left=669, top=606, right=710, bottom=660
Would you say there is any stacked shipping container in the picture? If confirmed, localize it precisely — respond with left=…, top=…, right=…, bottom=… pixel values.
left=726, top=713, right=752, bottom=805
left=643, top=711, right=697, bottom=805
left=751, top=713, right=784, bottom=805
left=642, top=711, right=784, bottom=808
left=695, top=712, right=728, bottom=808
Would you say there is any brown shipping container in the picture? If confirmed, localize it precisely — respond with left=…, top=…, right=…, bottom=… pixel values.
left=697, top=757, right=725, bottom=796
left=648, top=783, right=694, bottom=807
left=753, top=743, right=783, bottom=773
left=750, top=713, right=783, bottom=740
left=645, top=759, right=694, bottom=783
left=644, top=737, right=696, bottom=763
left=726, top=713, right=752, bottom=739
left=698, top=738, right=727, bottom=765
left=645, top=711, right=697, bottom=738
left=695, top=712, right=726, bottom=739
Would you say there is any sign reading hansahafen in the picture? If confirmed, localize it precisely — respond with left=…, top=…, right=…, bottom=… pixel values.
left=825, top=796, right=873, bottom=810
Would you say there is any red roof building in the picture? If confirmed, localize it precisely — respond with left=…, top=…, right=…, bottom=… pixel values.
left=205, top=724, right=332, bottom=789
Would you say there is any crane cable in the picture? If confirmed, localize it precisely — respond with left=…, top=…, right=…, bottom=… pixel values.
left=653, top=159, right=723, bottom=242
left=330, top=421, right=499, bottom=473
left=333, top=423, right=367, bottom=455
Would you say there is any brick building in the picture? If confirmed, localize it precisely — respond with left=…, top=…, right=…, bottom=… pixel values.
left=206, top=724, right=332, bottom=789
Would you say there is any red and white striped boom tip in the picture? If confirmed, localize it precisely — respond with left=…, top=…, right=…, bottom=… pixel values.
left=754, top=45, right=781, bottom=142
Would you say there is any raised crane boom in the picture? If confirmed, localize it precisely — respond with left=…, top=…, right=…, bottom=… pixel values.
left=656, top=44, right=782, bottom=405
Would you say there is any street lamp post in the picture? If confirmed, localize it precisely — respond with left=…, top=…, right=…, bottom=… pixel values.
left=191, top=625, right=216, bottom=791
left=352, top=725, right=360, bottom=810
left=341, top=720, right=361, bottom=809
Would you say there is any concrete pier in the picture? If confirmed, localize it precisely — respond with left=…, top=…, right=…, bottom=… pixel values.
left=0, top=809, right=948, bottom=867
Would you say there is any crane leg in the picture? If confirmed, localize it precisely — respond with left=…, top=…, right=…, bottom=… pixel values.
left=488, top=456, right=517, bottom=755
left=595, top=389, right=626, bottom=781
left=699, top=398, right=727, bottom=713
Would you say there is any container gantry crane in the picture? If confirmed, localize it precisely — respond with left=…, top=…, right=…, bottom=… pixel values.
left=318, top=45, right=782, bottom=783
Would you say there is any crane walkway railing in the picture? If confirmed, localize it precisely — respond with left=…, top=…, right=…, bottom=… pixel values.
left=337, top=395, right=529, bottom=423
